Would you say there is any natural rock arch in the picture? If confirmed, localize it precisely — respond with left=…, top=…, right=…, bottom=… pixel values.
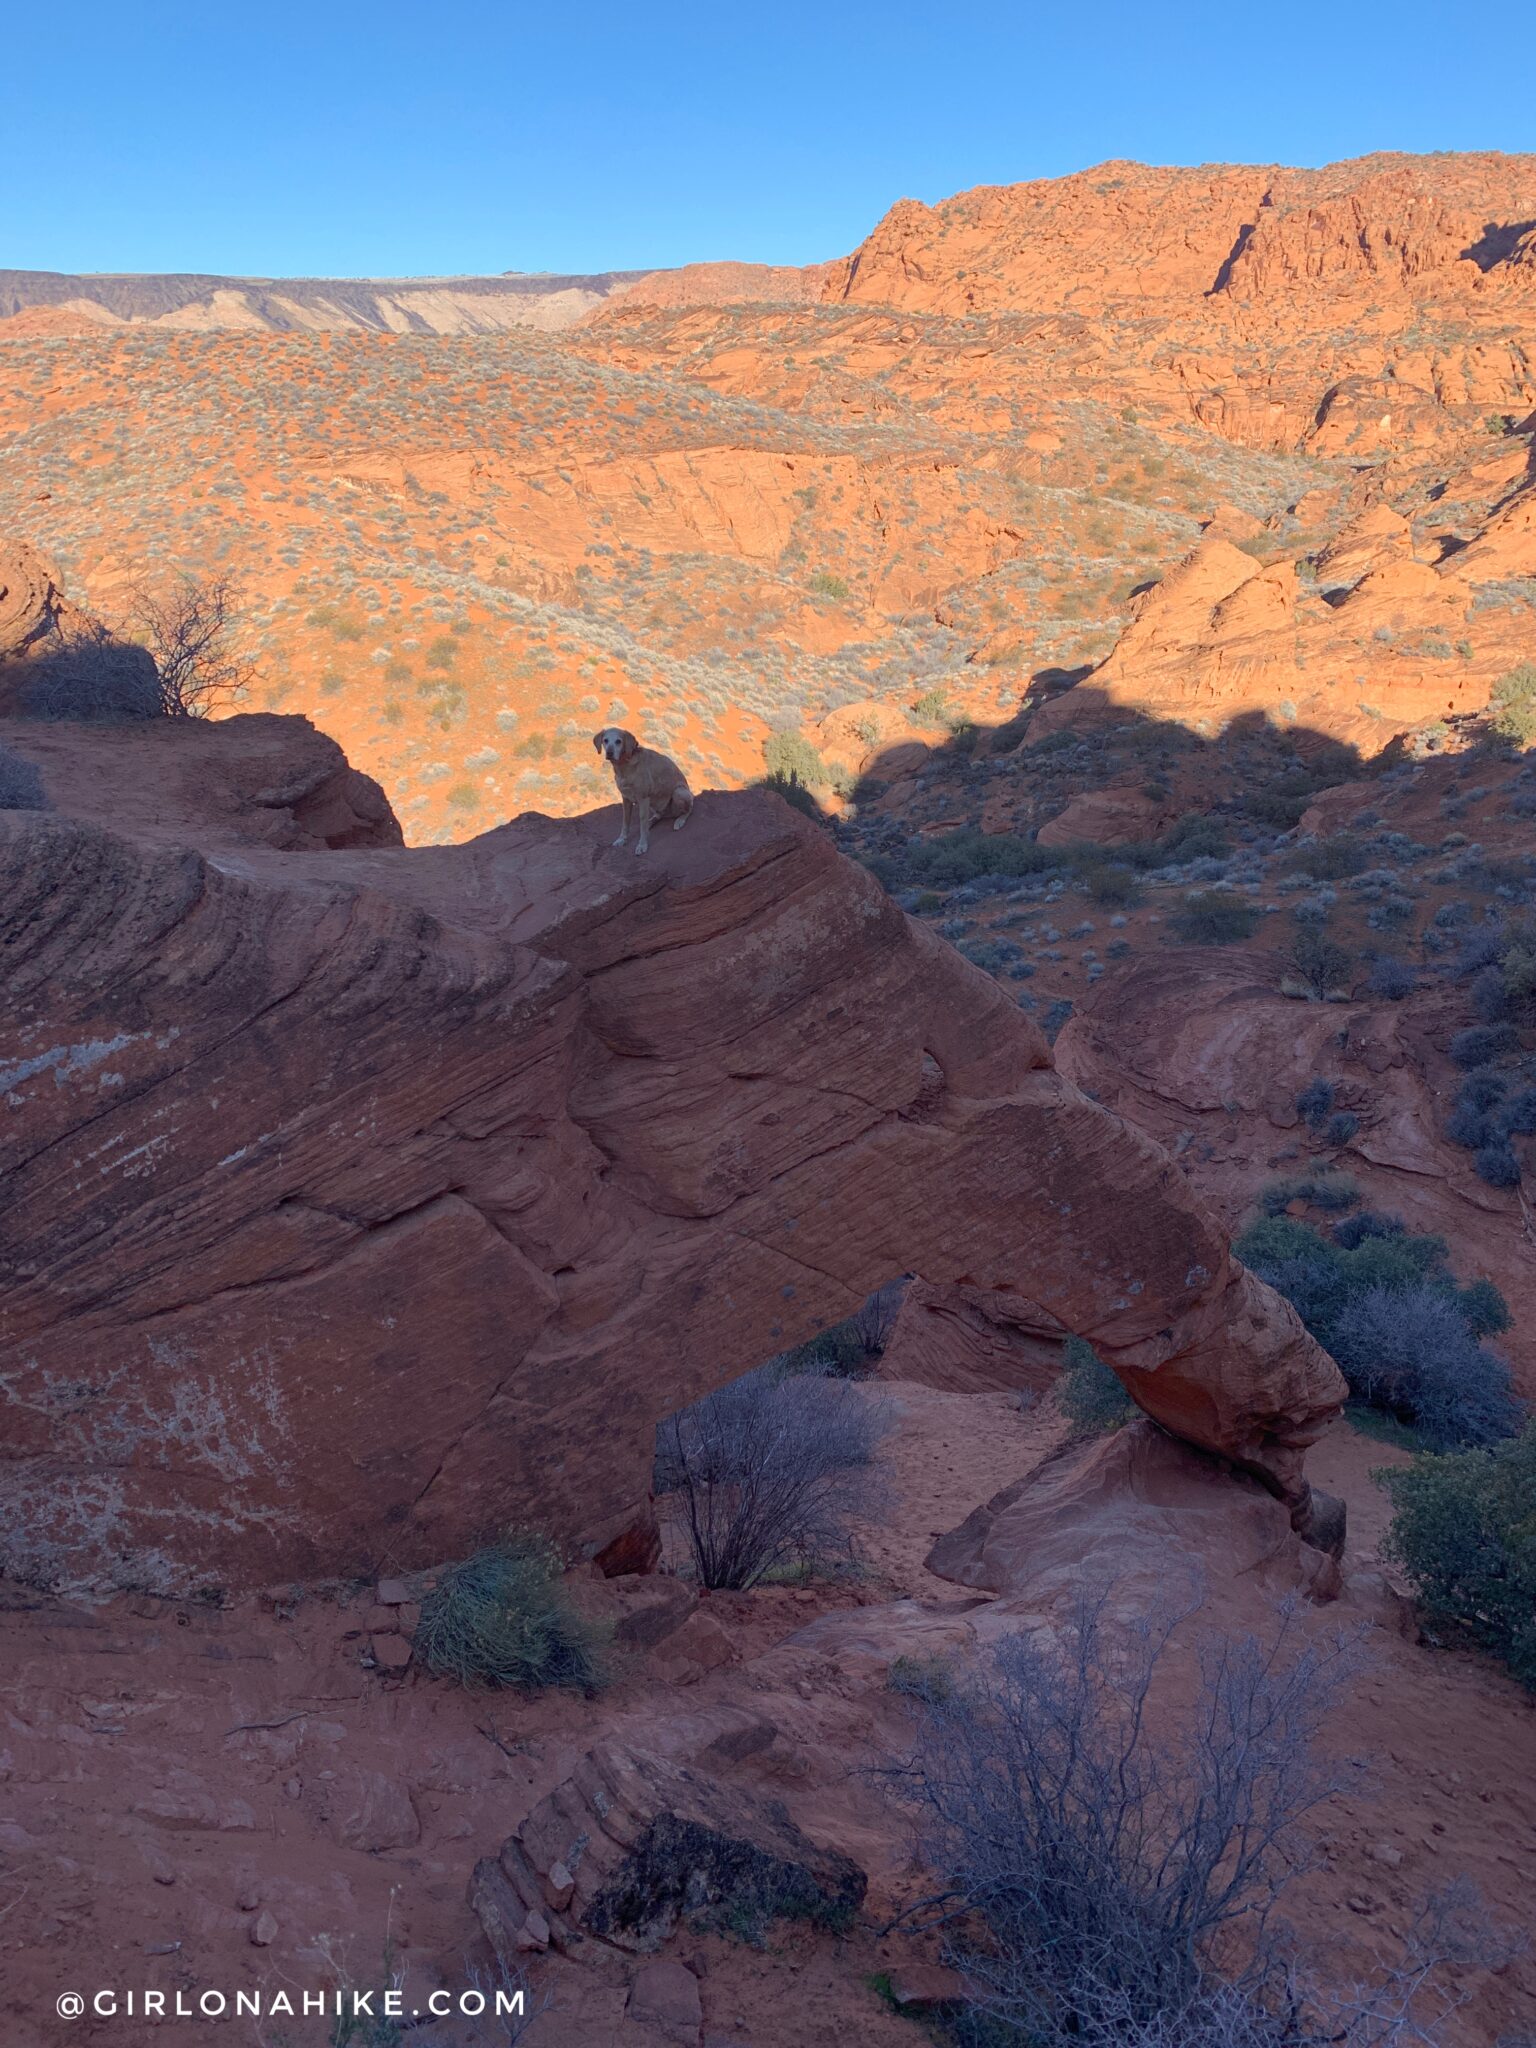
left=0, top=725, right=1345, bottom=1593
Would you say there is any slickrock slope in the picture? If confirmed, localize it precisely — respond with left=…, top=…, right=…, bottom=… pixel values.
left=0, top=716, right=1343, bottom=1593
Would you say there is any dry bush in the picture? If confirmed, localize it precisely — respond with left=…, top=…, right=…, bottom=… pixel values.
left=656, top=1367, right=891, bottom=1590
left=132, top=575, right=253, bottom=716
left=886, top=1588, right=1508, bottom=2046
left=852, top=1280, right=905, bottom=1359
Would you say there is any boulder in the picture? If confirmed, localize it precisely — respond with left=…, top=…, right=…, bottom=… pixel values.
left=0, top=541, right=72, bottom=669
left=627, top=1959, right=702, bottom=2044
left=927, top=1419, right=1343, bottom=1611
left=325, top=1769, right=420, bottom=1854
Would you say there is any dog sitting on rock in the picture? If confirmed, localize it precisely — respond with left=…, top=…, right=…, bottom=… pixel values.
left=592, top=727, right=694, bottom=855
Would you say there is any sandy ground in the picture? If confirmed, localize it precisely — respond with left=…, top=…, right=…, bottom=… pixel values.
left=1, top=1388, right=1532, bottom=2048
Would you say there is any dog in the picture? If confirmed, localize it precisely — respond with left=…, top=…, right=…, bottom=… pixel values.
left=592, top=727, right=693, bottom=855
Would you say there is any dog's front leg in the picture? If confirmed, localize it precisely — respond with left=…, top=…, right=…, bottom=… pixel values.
left=613, top=796, right=631, bottom=848
left=633, top=798, right=653, bottom=855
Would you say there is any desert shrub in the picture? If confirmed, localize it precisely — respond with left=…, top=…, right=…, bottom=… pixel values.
left=1474, top=1139, right=1521, bottom=1187
left=412, top=1534, right=608, bottom=1692
left=1286, top=924, right=1353, bottom=999
left=1470, top=963, right=1511, bottom=1022
left=1173, top=890, right=1258, bottom=944
left=852, top=1281, right=904, bottom=1359
left=1058, top=1336, right=1137, bottom=1432
left=1296, top=1079, right=1335, bottom=1129
left=1237, top=1216, right=1519, bottom=1448
left=1328, top=1286, right=1521, bottom=1447
left=1146, top=813, right=1230, bottom=865
left=1285, top=833, right=1369, bottom=881
left=656, top=1368, right=890, bottom=1590
left=132, top=574, right=252, bottom=716
left=0, top=744, right=48, bottom=809
left=1331, top=1209, right=1404, bottom=1250
left=1449, top=1023, right=1517, bottom=1068
left=1487, top=663, right=1536, bottom=746
left=1367, top=956, right=1416, bottom=1000
left=1381, top=1424, right=1536, bottom=1687
left=763, top=729, right=830, bottom=788
left=1325, top=1110, right=1360, bottom=1146
left=905, top=828, right=1056, bottom=886
left=890, top=1588, right=1378, bottom=2048
left=1082, top=861, right=1140, bottom=907
left=910, top=686, right=950, bottom=723
left=886, top=1653, right=957, bottom=1703
left=1258, top=1173, right=1359, bottom=1216
left=18, top=625, right=163, bottom=722
left=808, top=570, right=850, bottom=600
left=770, top=1300, right=895, bottom=1379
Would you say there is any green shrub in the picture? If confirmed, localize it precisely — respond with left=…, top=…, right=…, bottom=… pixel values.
left=1488, top=663, right=1536, bottom=746
left=808, top=570, right=850, bottom=600
left=1284, top=925, right=1353, bottom=999
left=1148, top=814, right=1230, bottom=865
left=1173, top=891, right=1258, bottom=944
left=1257, top=1173, right=1358, bottom=1215
left=1237, top=1214, right=1519, bottom=1448
left=1381, top=1424, right=1536, bottom=1686
left=412, top=1534, right=608, bottom=1692
left=763, top=729, right=831, bottom=788
left=1283, top=833, right=1369, bottom=881
left=1081, top=861, right=1140, bottom=907
left=425, top=635, right=459, bottom=671
left=1058, top=1336, right=1137, bottom=1432
left=909, top=687, right=950, bottom=724
left=905, top=828, right=1057, bottom=885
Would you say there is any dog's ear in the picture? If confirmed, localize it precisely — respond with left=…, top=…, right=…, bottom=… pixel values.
left=592, top=730, right=606, bottom=754
left=619, top=730, right=639, bottom=760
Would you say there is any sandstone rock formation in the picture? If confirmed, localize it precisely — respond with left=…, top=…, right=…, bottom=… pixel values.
left=0, top=539, right=72, bottom=666
left=0, top=717, right=1343, bottom=1592
left=472, top=1742, right=867, bottom=1959
left=927, top=1418, right=1344, bottom=1613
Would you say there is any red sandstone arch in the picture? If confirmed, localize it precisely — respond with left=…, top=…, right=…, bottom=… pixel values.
left=0, top=735, right=1344, bottom=1593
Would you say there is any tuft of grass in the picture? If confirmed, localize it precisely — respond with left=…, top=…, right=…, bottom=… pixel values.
left=412, top=1534, right=609, bottom=1693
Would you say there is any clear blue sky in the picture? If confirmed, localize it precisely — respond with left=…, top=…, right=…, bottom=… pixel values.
left=8, top=1, right=1533, bottom=278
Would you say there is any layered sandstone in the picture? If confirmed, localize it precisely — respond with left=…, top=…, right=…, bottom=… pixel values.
left=0, top=717, right=1343, bottom=1593
left=0, top=538, right=72, bottom=663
